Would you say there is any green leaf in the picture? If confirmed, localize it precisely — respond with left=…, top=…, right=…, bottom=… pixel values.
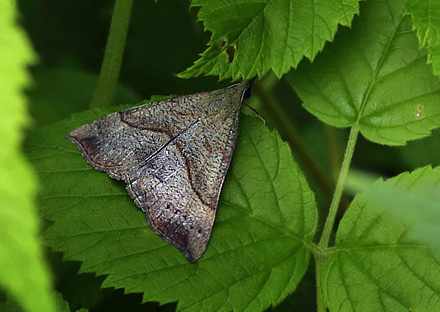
left=179, top=0, right=360, bottom=80
left=53, top=292, right=72, bottom=312
left=365, top=166, right=440, bottom=255
left=344, top=169, right=381, bottom=195
left=287, top=0, right=440, bottom=145
left=53, top=291, right=89, bottom=312
left=0, top=2, right=55, bottom=312
left=405, top=0, right=440, bottom=77
left=0, top=299, right=22, bottom=312
left=322, top=166, right=440, bottom=311
left=0, top=292, right=86, bottom=312
left=26, top=109, right=318, bottom=311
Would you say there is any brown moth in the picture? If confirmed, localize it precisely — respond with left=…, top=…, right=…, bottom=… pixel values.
left=67, top=81, right=252, bottom=262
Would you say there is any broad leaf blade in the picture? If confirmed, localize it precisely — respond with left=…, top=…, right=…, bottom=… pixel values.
left=323, top=166, right=440, bottom=311
left=26, top=110, right=318, bottom=311
left=288, top=0, right=440, bottom=145
left=405, top=0, right=440, bottom=77
left=180, top=0, right=360, bottom=80
left=365, top=167, right=440, bottom=254
left=0, top=2, right=55, bottom=312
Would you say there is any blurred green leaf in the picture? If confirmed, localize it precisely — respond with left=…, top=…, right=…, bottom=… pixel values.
left=288, top=0, right=440, bottom=145
left=0, top=292, right=88, bottom=312
left=0, top=299, right=22, bottom=312
left=26, top=107, right=317, bottom=311
left=323, top=166, right=440, bottom=311
left=53, top=291, right=89, bottom=312
left=366, top=166, right=440, bottom=254
left=405, top=0, right=440, bottom=77
left=53, top=292, right=72, bottom=312
left=344, top=168, right=381, bottom=195
left=0, top=1, right=55, bottom=312
left=180, top=0, right=360, bottom=80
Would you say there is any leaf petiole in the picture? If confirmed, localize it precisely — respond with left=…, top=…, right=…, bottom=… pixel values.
left=319, top=122, right=359, bottom=249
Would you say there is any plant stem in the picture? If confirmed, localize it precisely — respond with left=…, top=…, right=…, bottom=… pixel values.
left=91, top=0, right=133, bottom=108
left=315, top=256, right=325, bottom=312
left=319, top=123, right=359, bottom=248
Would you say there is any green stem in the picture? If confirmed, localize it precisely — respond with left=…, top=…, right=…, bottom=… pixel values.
left=91, top=0, right=133, bottom=108
left=315, top=256, right=325, bottom=312
left=319, top=123, right=359, bottom=248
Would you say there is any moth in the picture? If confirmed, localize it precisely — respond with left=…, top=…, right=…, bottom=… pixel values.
left=67, top=81, right=252, bottom=262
